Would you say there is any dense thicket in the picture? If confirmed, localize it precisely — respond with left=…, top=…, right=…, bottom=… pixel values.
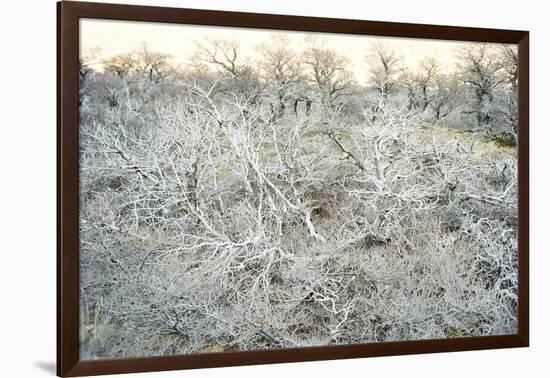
left=79, top=37, right=518, bottom=358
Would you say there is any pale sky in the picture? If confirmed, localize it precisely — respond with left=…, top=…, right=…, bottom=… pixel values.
left=80, top=18, right=506, bottom=83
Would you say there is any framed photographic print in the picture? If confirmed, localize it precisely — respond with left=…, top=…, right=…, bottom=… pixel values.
left=57, top=1, right=529, bottom=376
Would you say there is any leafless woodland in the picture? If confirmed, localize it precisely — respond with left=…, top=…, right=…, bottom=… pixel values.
left=79, top=34, right=519, bottom=359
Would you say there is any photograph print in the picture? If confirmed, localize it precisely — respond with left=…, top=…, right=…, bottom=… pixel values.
left=78, top=18, right=520, bottom=359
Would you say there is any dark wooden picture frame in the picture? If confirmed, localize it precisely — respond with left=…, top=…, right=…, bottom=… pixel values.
left=57, top=1, right=529, bottom=376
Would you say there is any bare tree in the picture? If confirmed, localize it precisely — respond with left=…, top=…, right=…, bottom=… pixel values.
left=79, top=48, right=101, bottom=108
left=303, top=36, right=354, bottom=109
left=257, top=34, right=304, bottom=119
left=366, top=42, right=401, bottom=104
left=494, top=45, right=519, bottom=144
left=401, top=57, right=439, bottom=113
left=458, top=44, right=506, bottom=128
left=499, top=44, right=519, bottom=92
left=193, top=38, right=242, bottom=77
left=133, top=43, right=172, bottom=83
left=192, top=38, right=262, bottom=102
left=429, top=73, right=460, bottom=123
left=101, top=43, right=172, bottom=84
left=103, top=53, right=136, bottom=78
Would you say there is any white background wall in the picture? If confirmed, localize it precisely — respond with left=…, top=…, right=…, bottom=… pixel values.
left=0, top=0, right=547, bottom=376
